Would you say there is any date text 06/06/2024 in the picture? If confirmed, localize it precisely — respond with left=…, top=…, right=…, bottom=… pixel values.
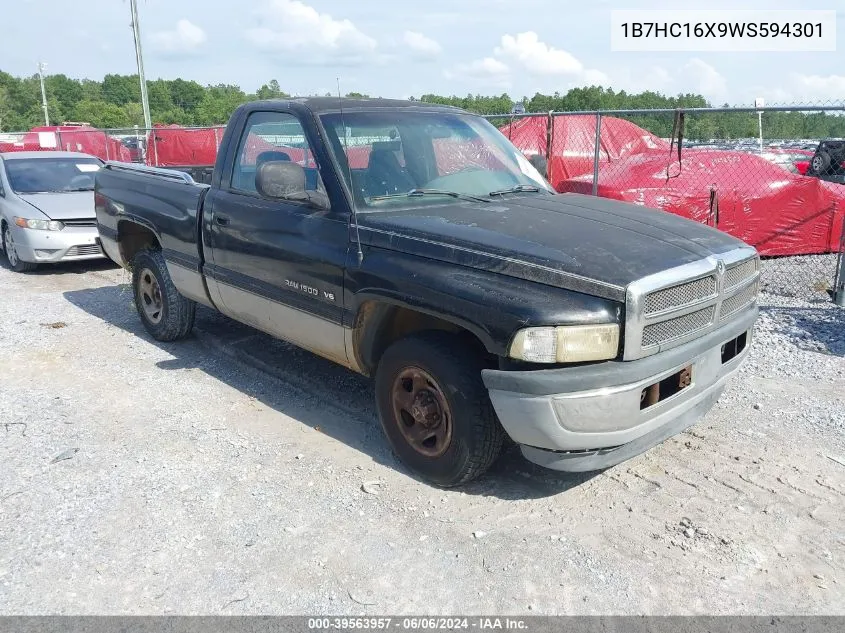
left=306, top=617, right=528, bottom=630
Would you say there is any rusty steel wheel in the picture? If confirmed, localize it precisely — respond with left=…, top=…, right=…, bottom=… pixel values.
left=375, top=332, right=506, bottom=486
left=390, top=367, right=453, bottom=458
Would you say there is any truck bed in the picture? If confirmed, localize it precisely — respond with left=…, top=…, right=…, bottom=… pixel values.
left=95, top=162, right=209, bottom=270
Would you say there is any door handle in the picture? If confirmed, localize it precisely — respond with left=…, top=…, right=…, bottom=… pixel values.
left=214, top=214, right=230, bottom=226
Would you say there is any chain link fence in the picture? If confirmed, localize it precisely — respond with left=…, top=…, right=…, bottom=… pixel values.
left=487, top=105, right=845, bottom=304
left=0, top=124, right=226, bottom=183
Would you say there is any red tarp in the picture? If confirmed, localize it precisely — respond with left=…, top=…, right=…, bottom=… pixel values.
left=500, top=114, right=669, bottom=189
left=502, top=115, right=845, bottom=256
left=559, top=148, right=845, bottom=256
left=0, top=126, right=131, bottom=162
left=146, top=125, right=226, bottom=167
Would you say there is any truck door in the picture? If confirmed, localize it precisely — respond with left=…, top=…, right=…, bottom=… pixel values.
left=204, top=110, right=350, bottom=367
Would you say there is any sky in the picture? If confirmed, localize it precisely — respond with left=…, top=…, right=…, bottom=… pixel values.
left=1, top=0, right=844, bottom=105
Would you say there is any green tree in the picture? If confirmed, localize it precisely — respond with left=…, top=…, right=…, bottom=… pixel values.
left=147, top=80, right=174, bottom=114
left=256, top=79, right=288, bottom=100
left=193, top=84, right=247, bottom=125
left=167, top=78, right=205, bottom=113
left=71, top=100, right=130, bottom=128
left=102, top=74, right=139, bottom=105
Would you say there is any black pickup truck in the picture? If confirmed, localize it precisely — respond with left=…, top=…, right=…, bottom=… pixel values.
left=94, top=98, right=760, bottom=486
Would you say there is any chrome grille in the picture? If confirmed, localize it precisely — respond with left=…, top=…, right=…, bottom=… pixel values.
left=725, top=258, right=757, bottom=289
left=642, top=306, right=715, bottom=348
left=720, top=282, right=758, bottom=321
left=66, top=244, right=102, bottom=256
left=624, top=248, right=760, bottom=360
left=643, top=275, right=716, bottom=315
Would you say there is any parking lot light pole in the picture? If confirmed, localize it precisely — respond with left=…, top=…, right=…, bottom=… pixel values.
left=129, top=0, right=152, bottom=130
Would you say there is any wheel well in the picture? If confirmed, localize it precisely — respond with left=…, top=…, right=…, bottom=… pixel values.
left=353, top=301, right=494, bottom=376
left=118, top=221, right=160, bottom=266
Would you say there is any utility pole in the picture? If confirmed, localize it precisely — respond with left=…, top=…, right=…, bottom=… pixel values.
left=37, top=61, right=49, bottom=126
left=129, top=0, right=152, bottom=130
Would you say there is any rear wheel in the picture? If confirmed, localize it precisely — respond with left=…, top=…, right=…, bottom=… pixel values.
left=2, top=223, right=37, bottom=273
left=374, top=332, right=505, bottom=486
left=131, top=248, right=196, bottom=341
left=811, top=150, right=832, bottom=175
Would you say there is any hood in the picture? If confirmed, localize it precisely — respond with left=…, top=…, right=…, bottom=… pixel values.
left=18, top=192, right=95, bottom=220
left=357, top=192, right=748, bottom=302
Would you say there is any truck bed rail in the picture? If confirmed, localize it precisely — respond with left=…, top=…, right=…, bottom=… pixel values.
left=102, top=161, right=204, bottom=186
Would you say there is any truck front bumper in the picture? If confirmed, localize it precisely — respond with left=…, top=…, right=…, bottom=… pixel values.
left=481, top=306, right=757, bottom=472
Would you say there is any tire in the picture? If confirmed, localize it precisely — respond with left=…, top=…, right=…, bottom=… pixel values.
left=374, top=331, right=505, bottom=487
left=811, top=150, right=832, bottom=175
left=2, top=223, right=37, bottom=273
left=131, top=248, right=196, bottom=341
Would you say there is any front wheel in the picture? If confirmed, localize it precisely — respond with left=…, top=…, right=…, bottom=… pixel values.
left=131, top=249, right=196, bottom=341
left=374, top=332, right=505, bottom=486
left=2, top=224, right=37, bottom=272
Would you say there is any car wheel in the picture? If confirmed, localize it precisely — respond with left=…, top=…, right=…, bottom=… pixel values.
left=2, top=223, right=37, bottom=272
left=811, top=150, right=832, bottom=175
left=374, top=331, right=506, bottom=487
left=131, top=248, right=196, bottom=341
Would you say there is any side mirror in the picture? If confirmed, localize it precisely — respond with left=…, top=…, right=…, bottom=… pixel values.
left=256, top=160, right=330, bottom=210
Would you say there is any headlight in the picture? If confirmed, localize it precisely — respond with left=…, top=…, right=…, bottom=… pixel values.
left=14, top=217, right=64, bottom=231
left=509, top=324, right=620, bottom=363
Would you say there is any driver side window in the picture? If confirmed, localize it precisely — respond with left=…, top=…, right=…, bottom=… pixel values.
left=231, top=111, right=326, bottom=197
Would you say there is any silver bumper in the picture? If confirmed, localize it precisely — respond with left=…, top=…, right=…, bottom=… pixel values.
left=481, top=306, right=757, bottom=472
left=11, top=225, right=105, bottom=263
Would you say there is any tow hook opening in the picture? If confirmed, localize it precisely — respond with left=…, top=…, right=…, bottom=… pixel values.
left=640, top=365, right=692, bottom=410
left=720, top=332, right=748, bottom=364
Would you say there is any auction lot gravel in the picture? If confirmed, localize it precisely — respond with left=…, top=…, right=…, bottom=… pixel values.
left=1, top=258, right=844, bottom=615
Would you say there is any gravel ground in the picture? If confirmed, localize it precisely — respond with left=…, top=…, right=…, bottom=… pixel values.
left=0, top=257, right=844, bottom=615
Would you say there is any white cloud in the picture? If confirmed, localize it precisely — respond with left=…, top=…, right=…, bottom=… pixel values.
left=150, top=19, right=207, bottom=55
left=789, top=73, right=845, bottom=103
left=245, top=0, right=376, bottom=64
left=447, top=31, right=607, bottom=91
left=495, top=32, right=582, bottom=75
left=445, top=57, right=510, bottom=80
left=684, top=58, right=728, bottom=100
left=582, top=68, right=611, bottom=86
left=403, top=31, right=442, bottom=59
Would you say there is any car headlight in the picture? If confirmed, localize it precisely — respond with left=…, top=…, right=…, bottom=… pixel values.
left=509, top=324, right=620, bottom=363
left=14, top=217, right=64, bottom=231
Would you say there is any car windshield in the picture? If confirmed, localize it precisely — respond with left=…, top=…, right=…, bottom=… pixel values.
left=318, top=110, right=554, bottom=211
left=3, top=157, right=102, bottom=193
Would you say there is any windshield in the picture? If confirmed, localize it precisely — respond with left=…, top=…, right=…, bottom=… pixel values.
left=3, top=157, right=102, bottom=193
left=318, top=110, right=553, bottom=210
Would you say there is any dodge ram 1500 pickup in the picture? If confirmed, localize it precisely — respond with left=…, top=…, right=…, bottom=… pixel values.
left=94, top=98, right=760, bottom=486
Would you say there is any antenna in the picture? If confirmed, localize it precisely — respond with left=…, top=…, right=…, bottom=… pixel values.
left=338, top=77, right=364, bottom=265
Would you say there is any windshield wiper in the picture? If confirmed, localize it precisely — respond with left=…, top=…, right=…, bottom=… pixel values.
left=67, top=187, right=94, bottom=192
left=488, top=184, right=544, bottom=197
left=369, top=188, right=490, bottom=204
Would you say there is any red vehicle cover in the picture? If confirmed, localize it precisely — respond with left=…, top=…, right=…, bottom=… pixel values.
left=559, top=149, right=845, bottom=256
left=0, top=126, right=131, bottom=162
left=499, top=114, right=669, bottom=188
left=146, top=125, right=226, bottom=167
